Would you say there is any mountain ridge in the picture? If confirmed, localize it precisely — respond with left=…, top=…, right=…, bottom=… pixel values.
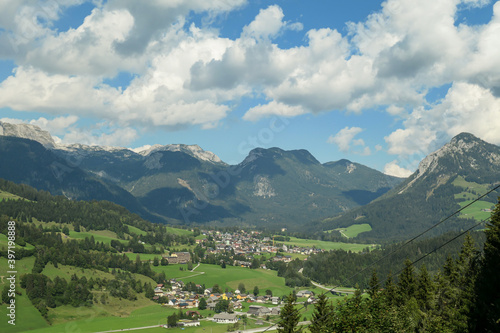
left=320, top=132, right=500, bottom=241
left=0, top=121, right=403, bottom=230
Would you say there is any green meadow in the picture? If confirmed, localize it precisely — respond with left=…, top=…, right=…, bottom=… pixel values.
left=334, top=223, right=372, bottom=238
left=0, top=190, right=25, bottom=201
left=458, top=200, right=494, bottom=221
left=153, top=263, right=291, bottom=297
left=281, top=237, right=376, bottom=252
left=0, top=233, right=35, bottom=250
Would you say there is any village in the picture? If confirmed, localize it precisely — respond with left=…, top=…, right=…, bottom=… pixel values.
left=154, top=278, right=316, bottom=329
left=152, top=230, right=322, bottom=329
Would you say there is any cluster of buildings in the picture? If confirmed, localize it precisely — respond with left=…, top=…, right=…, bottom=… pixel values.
left=198, top=230, right=324, bottom=260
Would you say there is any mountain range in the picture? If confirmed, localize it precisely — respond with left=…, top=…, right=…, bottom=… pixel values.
left=1, top=121, right=499, bottom=240
left=0, top=121, right=402, bottom=230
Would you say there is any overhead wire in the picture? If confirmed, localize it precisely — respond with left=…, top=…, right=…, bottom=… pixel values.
left=301, top=215, right=490, bottom=332
left=261, top=183, right=500, bottom=332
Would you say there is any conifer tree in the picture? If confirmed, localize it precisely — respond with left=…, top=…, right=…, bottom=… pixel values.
left=398, top=259, right=417, bottom=303
left=383, top=272, right=398, bottom=307
left=368, top=269, right=380, bottom=299
left=278, top=293, right=300, bottom=333
left=416, top=264, right=434, bottom=312
left=470, top=198, right=500, bottom=332
left=309, top=293, right=332, bottom=333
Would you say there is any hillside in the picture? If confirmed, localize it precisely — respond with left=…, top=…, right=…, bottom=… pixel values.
left=320, top=133, right=500, bottom=241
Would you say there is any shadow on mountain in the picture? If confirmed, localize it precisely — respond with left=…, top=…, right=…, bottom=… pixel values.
left=342, top=187, right=391, bottom=206
left=229, top=201, right=252, bottom=215
left=139, top=187, right=234, bottom=223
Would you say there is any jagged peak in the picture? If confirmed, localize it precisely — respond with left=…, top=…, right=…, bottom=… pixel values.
left=0, top=121, right=56, bottom=148
left=136, top=143, right=224, bottom=164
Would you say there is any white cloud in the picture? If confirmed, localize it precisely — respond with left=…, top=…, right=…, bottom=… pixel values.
left=327, top=127, right=364, bottom=152
left=384, top=160, right=413, bottom=177
left=385, top=81, right=500, bottom=156
left=62, top=125, right=138, bottom=147
left=243, top=101, right=306, bottom=121
left=242, top=5, right=286, bottom=40
left=0, top=0, right=500, bottom=159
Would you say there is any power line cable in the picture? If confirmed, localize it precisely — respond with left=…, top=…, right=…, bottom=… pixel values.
left=301, top=216, right=489, bottom=332
left=262, top=184, right=500, bottom=332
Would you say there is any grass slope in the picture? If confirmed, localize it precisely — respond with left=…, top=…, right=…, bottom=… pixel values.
left=334, top=224, right=373, bottom=238
left=281, top=237, right=376, bottom=252
left=0, top=190, right=26, bottom=201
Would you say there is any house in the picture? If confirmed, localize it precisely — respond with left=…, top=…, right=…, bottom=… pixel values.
left=178, top=320, right=200, bottom=327
left=270, top=297, right=280, bottom=305
left=186, top=311, right=200, bottom=318
left=213, top=312, right=238, bottom=324
left=270, top=307, right=281, bottom=316
left=256, top=296, right=266, bottom=303
left=207, top=302, right=217, bottom=310
left=296, top=290, right=314, bottom=298
left=165, top=252, right=191, bottom=264
left=248, top=305, right=271, bottom=317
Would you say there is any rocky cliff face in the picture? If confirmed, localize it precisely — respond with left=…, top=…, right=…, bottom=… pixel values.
left=0, top=121, right=56, bottom=148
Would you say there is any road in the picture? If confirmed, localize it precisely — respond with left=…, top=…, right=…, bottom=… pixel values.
left=311, top=281, right=354, bottom=295
left=238, top=321, right=311, bottom=333
left=94, top=325, right=162, bottom=333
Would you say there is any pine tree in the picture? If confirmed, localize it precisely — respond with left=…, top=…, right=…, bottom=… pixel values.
left=278, top=293, right=300, bottom=333
left=309, top=293, right=332, bottom=333
left=470, top=198, right=500, bottom=332
left=398, top=259, right=417, bottom=304
left=382, top=272, right=398, bottom=307
left=416, top=264, right=434, bottom=312
left=368, top=269, right=380, bottom=299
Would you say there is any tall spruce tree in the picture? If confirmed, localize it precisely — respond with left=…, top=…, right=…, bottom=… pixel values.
left=309, top=293, right=332, bottom=333
left=368, top=269, right=380, bottom=299
left=278, top=293, right=300, bottom=333
left=470, top=198, right=500, bottom=332
left=398, top=259, right=417, bottom=303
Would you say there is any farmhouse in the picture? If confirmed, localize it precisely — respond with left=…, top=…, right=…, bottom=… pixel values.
left=164, top=252, right=191, bottom=264
left=248, top=305, right=271, bottom=317
left=178, top=320, right=200, bottom=327
left=213, top=312, right=238, bottom=324
left=296, top=290, right=314, bottom=298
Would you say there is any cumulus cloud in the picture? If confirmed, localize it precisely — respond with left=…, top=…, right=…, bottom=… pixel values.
left=327, top=127, right=364, bottom=152
left=62, top=125, right=138, bottom=147
left=0, top=0, right=500, bottom=162
left=384, top=160, right=414, bottom=177
left=243, top=101, right=306, bottom=121
left=385, top=82, right=500, bottom=156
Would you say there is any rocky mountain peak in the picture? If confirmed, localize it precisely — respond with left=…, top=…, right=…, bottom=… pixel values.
left=399, top=132, right=499, bottom=194
left=136, top=143, right=224, bottom=164
left=0, top=121, right=56, bottom=148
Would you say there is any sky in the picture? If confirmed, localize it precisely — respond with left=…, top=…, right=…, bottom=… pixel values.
left=0, top=0, right=500, bottom=177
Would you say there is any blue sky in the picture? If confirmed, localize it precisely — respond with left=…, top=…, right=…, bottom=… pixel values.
left=0, top=0, right=499, bottom=176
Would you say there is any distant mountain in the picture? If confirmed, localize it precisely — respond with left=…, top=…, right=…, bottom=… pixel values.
left=0, top=121, right=403, bottom=229
left=321, top=133, right=500, bottom=241
left=0, top=136, right=159, bottom=222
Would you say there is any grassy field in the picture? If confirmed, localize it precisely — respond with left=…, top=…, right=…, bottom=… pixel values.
left=334, top=223, right=372, bottom=238
left=0, top=190, right=26, bottom=201
left=280, top=237, right=376, bottom=252
left=153, top=263, right=292, bottom=297
left=165, top=226, right=194, bottom=236
left=458, top=200, right=495, bottom=221
left=0, top=233, right=35, bottom=250
left=0, top=257, right=48, bottom=333
left=126, top=224, right=148, bottom=236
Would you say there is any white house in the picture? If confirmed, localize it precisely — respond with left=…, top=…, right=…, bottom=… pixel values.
left=213, top=312, right=238, bottom=324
